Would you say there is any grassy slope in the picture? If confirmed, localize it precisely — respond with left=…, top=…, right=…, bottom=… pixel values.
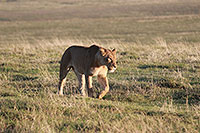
left=0, top=0, right=200, bottom=132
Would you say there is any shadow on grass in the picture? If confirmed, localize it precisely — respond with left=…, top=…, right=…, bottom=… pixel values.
left=172, top=89, right=200, bottom=105
left=58, top=120, right=101, bottom=132
left=136, top=77, right=184, bottom=89
left=138, top=63, right=185, bottom=70
left=12, top=74, right=38, bottom=81
left=138, top=64, right=170, bottom=69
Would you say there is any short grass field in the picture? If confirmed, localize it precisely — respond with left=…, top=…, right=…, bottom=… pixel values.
left=0, top=0, right=200, bottom=132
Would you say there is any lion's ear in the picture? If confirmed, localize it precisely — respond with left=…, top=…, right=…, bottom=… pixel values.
left=112, top=48, right=116, bottom=53
left=100, top=48, right=106, bottom=56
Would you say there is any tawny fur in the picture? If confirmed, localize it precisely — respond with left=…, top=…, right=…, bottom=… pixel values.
left=58, top=45, right=117, bottom=99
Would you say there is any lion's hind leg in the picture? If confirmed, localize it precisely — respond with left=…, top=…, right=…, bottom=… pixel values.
left=75, top=72, right=87, bottom=96
left=58, top=50, right=72, bottom=95
left=86, top=76, right=96, bottom=98
left=58, top=67, right=71, bottom=95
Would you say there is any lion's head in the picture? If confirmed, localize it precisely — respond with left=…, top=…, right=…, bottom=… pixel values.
left=96, top=48, right=117, bottom=73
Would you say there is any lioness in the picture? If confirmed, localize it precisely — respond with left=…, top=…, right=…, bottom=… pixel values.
left=58, top=45, right=117, bottom=99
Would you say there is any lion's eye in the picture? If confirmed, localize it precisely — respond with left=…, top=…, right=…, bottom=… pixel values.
left=107, top=57, right=112, bottom=63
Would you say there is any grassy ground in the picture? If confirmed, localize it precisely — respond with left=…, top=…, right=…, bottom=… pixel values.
left=0, top=0, right=200, bottom=132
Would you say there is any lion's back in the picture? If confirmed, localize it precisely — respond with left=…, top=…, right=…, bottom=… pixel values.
left=68, top=46, right=88, bottom=59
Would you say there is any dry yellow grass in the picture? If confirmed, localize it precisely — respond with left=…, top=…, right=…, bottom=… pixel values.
left=0, top=0, right=200, bottom=132
left=0, top=38, right=199, bottom=132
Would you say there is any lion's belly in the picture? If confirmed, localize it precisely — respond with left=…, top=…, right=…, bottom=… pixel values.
left=72, top=65, right=85, bottom=74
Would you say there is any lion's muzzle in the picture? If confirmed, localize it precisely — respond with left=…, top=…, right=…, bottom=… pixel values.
left=108, top=65, right=117, bottom=73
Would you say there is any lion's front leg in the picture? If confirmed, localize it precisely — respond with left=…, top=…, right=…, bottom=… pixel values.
left=86, top=76, right=95, bottom=98
left=97, top=75, right=109, bottom=99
